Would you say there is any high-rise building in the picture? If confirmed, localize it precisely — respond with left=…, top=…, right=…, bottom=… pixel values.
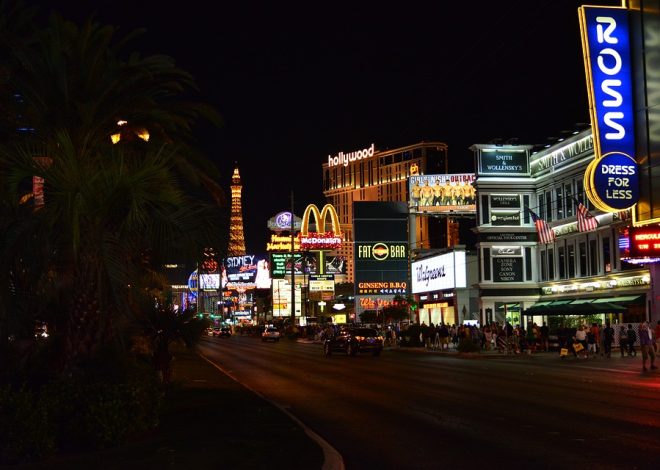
left=322, top=142, right=448, bottom=283
left=227, top=166, right=246, bottom=256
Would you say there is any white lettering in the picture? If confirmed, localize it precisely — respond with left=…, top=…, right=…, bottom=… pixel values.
left=603, top=112, right=626, bottom=139
left=327, top=143, right=375, bottom=167
left=597, top=48, right=622, bottom=75
left=596, top=16, right=618, bottom=44
left=601, top=79, right=623, bottom=106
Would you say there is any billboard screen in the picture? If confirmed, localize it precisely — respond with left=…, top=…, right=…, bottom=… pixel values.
left=411, top=251, right=467, bottom=294
left=225, top=254, right=271, bottom=289
left=408, top=174, right=476, bottom=214
left=353, top=202, right=409, bottom=295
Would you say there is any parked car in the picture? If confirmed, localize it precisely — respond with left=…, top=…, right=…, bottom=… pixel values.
left=323, top=327, right=383, bottom=357
left=261, top=327, right=281, bottom=342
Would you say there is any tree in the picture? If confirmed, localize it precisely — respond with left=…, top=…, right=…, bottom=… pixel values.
left=0, top=4, right=227, bottom=372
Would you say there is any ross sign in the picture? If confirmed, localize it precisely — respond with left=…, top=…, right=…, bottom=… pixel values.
left=408, top=174, right=476, bottom=214
left=493, top=257, right=523, bottom=282
left=411, top=251, right=467, bottom=294
left=585, top=152, right=639, bottom=211
left=327, top=143, right=375, bottom=168
left=299, top=204, right=343, bottom=250
left=478, top=149, right=529, bottom=176
left=629, top=227, right=660, bottom=258
left=579, top=6, right=638, bottom=212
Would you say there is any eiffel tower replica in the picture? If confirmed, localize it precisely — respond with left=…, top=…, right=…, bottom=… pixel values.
left=227, top=166, right=247, bottom=256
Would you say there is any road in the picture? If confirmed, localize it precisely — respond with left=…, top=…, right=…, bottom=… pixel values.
left=197, top=335, right=660, bottom=470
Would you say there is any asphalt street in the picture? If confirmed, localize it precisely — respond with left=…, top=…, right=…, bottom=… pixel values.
left=198, top=335, right=660, bottom=470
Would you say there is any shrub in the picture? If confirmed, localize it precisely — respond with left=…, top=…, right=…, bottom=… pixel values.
left=457, top=338, right=480, bottom=353
left=0, top=385, right=55, bottom=464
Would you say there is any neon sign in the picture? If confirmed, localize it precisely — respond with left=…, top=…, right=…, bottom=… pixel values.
left=629, top=227, right=660, bottom=258
left=579, top=5, right=638, bottom=212
left=299, top=204, right=343, bottom=251
left=327, top=143, right=375, bottom=168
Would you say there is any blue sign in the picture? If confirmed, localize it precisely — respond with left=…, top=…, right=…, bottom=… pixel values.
left=581, top=7, right=634, bottom=158
left=592, top=152, right=639, bottom=210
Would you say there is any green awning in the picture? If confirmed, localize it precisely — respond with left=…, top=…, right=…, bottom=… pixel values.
left=524, top=295, right=643, bottom=315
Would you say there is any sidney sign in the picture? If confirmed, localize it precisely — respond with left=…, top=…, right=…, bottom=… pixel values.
left=579, top=5, right=638, bottom=212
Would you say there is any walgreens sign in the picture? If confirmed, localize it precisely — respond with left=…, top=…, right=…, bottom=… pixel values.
left=411, top=251, right=467, bottom=294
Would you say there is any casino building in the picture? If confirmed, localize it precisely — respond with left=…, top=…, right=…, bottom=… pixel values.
left=322, top=141, right=448, bottom=283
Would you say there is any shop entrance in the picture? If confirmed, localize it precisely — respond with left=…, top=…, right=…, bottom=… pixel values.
left=495, top=302, right=521, bottom=326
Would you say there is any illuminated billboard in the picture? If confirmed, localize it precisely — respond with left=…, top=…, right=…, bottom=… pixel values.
left=579, top=5, right=639, bottom=212
left=299, top=204, right=343, bottom=250
left=408, top=174, right=476, bottom=214
left=269, top=252, right=319, bottom=278
left=353, top=202, right=409, bottom=295
left=224, top=254, right=271, bottom=289
left=628, top=227, right=660, bottom=259
left=411, top=251, right=467, bottom=294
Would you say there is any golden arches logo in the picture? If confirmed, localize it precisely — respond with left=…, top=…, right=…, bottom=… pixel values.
left=300, top=204, right=342, bottom=236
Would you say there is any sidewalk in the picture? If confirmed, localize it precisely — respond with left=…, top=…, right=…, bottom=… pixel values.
left=18, top=342, right=328, bottom=470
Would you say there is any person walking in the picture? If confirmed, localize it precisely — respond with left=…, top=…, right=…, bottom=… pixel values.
left=603, top=321, right=615, bottom=358
left=626, top=324, right=637, bottom=357
left=619, top=325, right=628, bottom=357
left=540, top=322, right=549, bottom=352
left=639, top=322, right=657, bottom=372
left=654, top=320, right=660, bottom=353
left=575, top=325, right=588, bottom=358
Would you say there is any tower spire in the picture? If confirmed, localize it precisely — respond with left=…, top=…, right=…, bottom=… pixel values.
left=227, top=166, right=247, bottom=256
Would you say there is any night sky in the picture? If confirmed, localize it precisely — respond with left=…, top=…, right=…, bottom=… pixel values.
left=30, top=0, right=621, bottom=254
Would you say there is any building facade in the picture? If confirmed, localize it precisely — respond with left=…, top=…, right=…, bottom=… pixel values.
left=322, top=141, right=448, bottom=283
left=472, top=131, right=655, bottom=332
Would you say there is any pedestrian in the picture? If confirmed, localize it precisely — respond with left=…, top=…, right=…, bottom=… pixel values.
left=575, top=325, right=588, bottom=358
left=540, top=322, right=549, bottom=352
left=603, top=321, right=614, bottom=358
left=626, top=324, right=637, bottom=357
left=654, top=320, right=660, bottom=353
left=587, top=326, right=597, bottom=357
left=619, top=325, right=628, bottom=357
left=639, top=322, right=657, bottom=372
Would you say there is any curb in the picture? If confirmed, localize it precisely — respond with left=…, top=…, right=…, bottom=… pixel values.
left=197, top=352, right=345, bottom=470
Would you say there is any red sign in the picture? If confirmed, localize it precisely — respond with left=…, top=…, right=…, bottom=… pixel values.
left=629, top=227, right=660, bottom=258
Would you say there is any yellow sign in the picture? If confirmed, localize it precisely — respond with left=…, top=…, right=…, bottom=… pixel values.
left=300, top=204, right=342, bottom=236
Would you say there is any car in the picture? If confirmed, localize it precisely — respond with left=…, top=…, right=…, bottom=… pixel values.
left=323, top=327, right=384, bottom=357
left=262, top=327, right=281, bottom=342
left=206, top=327, right=214, bottom=336
left=219, top=327, right=232, bottom=337
left=212, top=327, right=222, bottom=337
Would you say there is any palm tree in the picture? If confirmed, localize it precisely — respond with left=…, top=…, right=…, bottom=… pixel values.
left=0, top=4, right=228, bottom=371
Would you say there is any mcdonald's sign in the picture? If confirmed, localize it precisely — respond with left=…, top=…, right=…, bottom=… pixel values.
left=299, top=204, right=343, bottom=250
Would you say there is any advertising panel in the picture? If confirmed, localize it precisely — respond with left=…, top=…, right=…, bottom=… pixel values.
left=493, top=257, right=523, bottom=282
left=478, top=149, right=529, bottom=176
left=579, top=6, right=638, bottom=212
left=353, top=202, right=409, bottom=295
left=225, top=254, right=271, bottom=288
left=269, top=252, right=319, bottom=278
left=628, top=227, right=660, bottom=259
left=272, top=278, right=302, bottom=317
left=199, top=274, right=220, bottom=290
left=408, top=174, right=476, bottom=214
left=411, top=251, right=467, bottom=294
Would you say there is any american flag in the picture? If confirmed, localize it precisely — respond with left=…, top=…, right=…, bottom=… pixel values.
left=526, top=207, right=556, bottom=244
left=574, top=198, right=598, bottom=232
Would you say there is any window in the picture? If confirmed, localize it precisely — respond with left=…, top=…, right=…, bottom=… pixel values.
left=565, top=183, right=573, bottom=217
left=568, top=244, right=576, bottom=278
left=589, top=239, right=598, bottom=276
left=556, top=187, right=564, bottom=220
left=545, top=190, right=553, bottom=222
left=548, top=248, right=555, bottom=280
left=603, top=236, right=611, bottom=273
left=525, top=247, right=532, bottom=281
left=540, top=249, right=547, bottom=281
left=538, top=192, right=545, bottom=219
left=558, top=246, right=566, bottom=279
left=483, top=248, right=491, bottom=281
left=579, top=242, right=587, bottom=277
